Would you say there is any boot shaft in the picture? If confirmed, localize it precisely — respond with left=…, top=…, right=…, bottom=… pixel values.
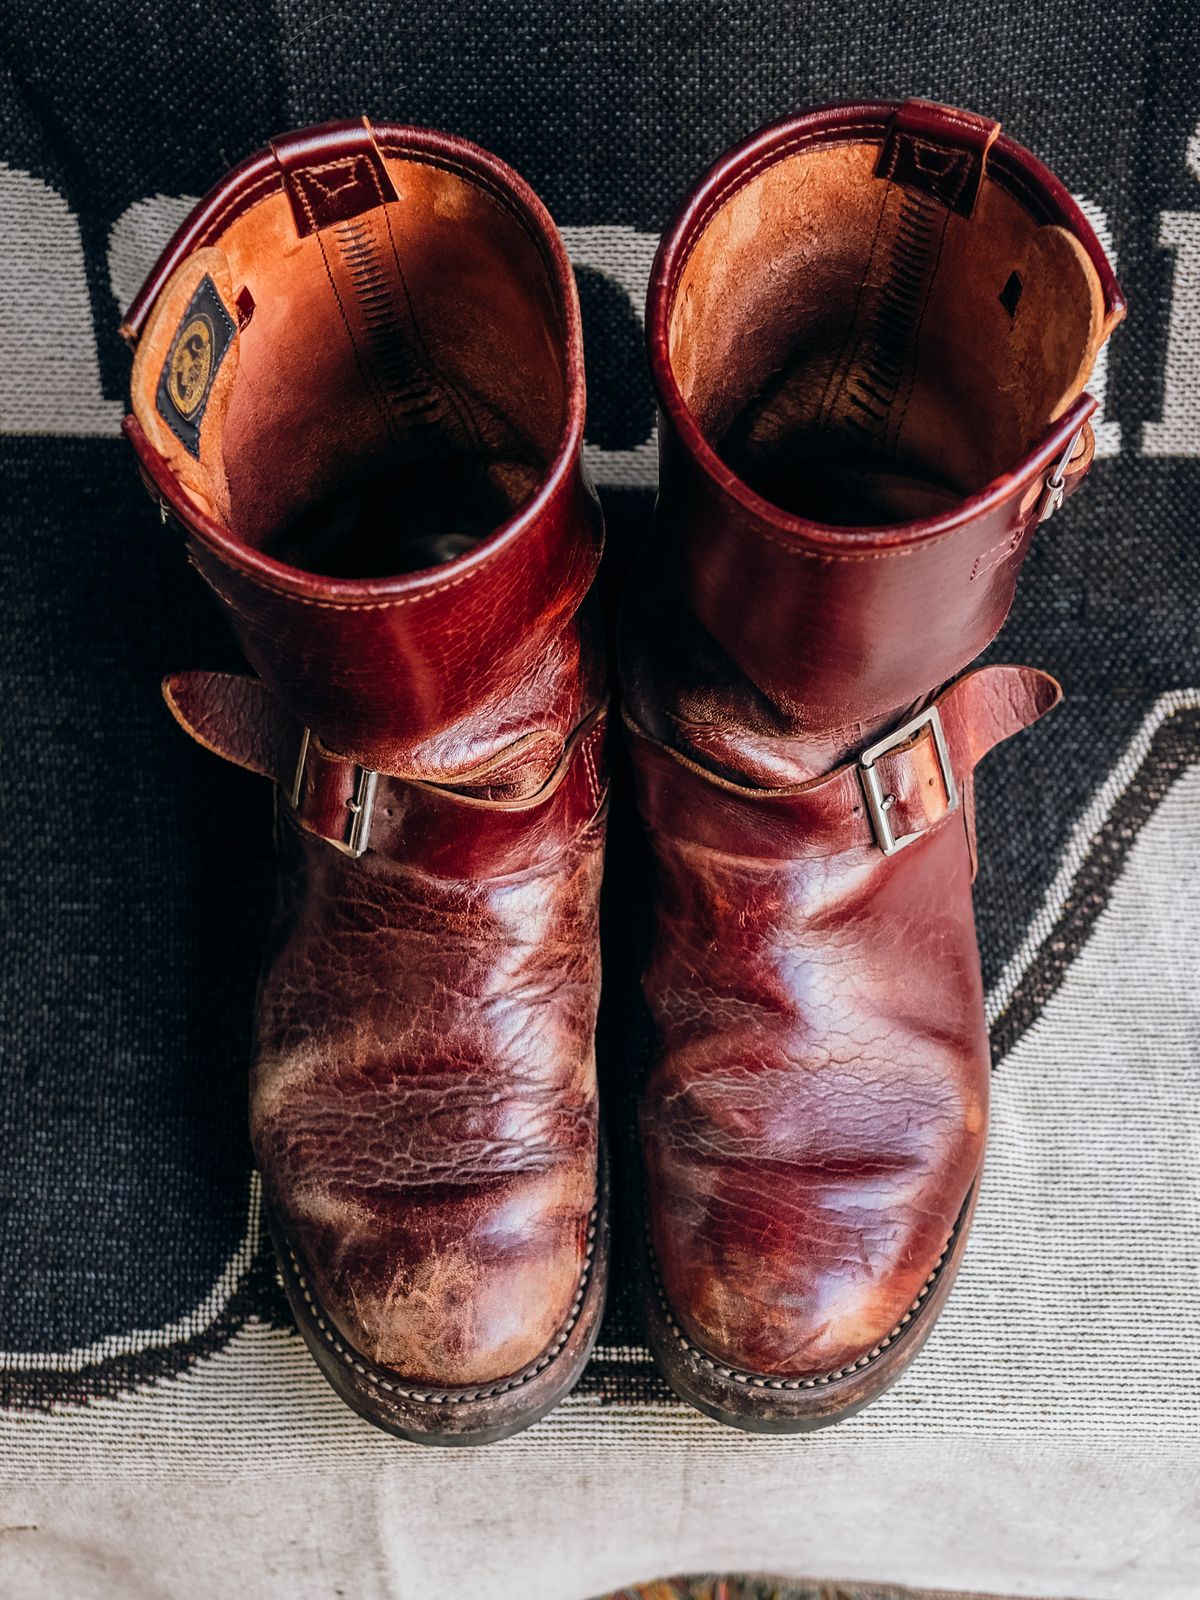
left=625, top=99, right=1123, bottom=783
left=123, top=120, right=603, bottom=787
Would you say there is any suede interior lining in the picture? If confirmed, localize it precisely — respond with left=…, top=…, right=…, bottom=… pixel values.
left=130, top=155, right=567, bottom=577
left=669, top=141, right=1107, bottom=525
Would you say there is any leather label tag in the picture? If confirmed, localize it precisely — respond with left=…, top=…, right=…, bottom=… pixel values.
left=876, top=100, right=1000, bottom=218
left=155, top=275, right=235, bottom=458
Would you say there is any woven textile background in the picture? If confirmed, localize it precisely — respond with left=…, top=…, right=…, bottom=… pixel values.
left=1, top=2, right=1198, bottom=1596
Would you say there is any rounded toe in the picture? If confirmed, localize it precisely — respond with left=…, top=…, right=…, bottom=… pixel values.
left=642, top=1039, right=985, bottom=1381
left=278, top=1170, right=595, bottom=1390
left=654, top=1201, right=963, bottom=1379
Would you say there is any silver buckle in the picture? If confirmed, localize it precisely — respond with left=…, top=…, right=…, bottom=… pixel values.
left=290, top=727, right=379, bottom=859
left=859, top=705, right=958, bottom=856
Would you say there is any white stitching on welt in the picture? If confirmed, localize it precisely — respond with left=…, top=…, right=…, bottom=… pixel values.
left=286, top=1208, right=597, bottom=1404
left=650, top=1216, right=954, bottom=1390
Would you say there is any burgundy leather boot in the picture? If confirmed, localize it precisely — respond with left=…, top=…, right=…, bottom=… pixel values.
left=623, top=100, right=1123, bottom=1430
left=122, top=120, right=609, bottom=1444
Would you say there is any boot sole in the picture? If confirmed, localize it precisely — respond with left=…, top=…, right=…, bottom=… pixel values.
left=641, top=1178, right=978, bottom=1433
left=268, top=1145, right=610, bottom=1446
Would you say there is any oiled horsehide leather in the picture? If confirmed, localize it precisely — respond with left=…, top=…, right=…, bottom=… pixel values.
left=623, top=98, right=1123, bottom=1428
left=123, top=120, right=610, bottom=1442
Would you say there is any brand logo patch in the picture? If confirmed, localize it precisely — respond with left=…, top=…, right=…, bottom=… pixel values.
left=156, top=276, right=234, bottom=457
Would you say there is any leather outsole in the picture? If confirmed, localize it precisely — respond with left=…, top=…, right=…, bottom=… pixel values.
left=268, top=1150, right=610, bottom=1447
left=640, top=1180, right=979, bottom=1433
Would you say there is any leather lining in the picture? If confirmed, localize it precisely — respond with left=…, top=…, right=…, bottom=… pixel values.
left=129, top=151, right=567, bottom=578
left=667, top=136, right=1107, bottom=524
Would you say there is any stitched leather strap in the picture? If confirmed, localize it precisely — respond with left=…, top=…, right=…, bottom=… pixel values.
left=626, top=664, right=1060, bottom=861
left=876, top=100, right=1001, bottom=218
left=164, top=670, right=607, bottom=874
left=269, top=118, right=399, bottom=237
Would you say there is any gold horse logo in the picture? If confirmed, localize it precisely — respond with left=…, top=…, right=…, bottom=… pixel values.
left=168, top=314, right=214, bottom=418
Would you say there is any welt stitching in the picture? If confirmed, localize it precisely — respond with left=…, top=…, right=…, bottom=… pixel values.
left=286, top=1207, right=597, bottom=1404
left=648, top=1207, right=959, bottom=1390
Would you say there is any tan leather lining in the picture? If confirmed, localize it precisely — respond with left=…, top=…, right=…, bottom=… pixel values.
left=130, top=155, right=567, bottom=575
left=668, top=140, right=1106, bottom=524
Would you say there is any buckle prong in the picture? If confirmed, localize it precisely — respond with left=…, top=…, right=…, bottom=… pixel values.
left=859, top=705, right=958, bottom=855
left=289, top=727, right=311, bottom=812
left=339, top=766, right=379, bottom=858
left=290, top=726, right=379, bottom=858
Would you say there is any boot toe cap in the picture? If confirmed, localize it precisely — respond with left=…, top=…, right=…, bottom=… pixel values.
left=652, top=1197, right=964, bottom=1380
left=277, top=1169, right=595, bottom=1390
left=643, top=1055, right=983, bottom=1380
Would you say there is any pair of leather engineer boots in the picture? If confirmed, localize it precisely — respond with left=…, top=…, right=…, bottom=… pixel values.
left=123, top=100, right=1122, bottom=1443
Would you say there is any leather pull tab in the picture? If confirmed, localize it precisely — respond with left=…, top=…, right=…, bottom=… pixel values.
left=270, top=116, right=398, bottom=238
left=876, top=99, right=1000, bottom=218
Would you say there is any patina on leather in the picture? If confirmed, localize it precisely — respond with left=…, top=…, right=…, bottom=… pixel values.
left=625, top=99, right=1124, bottom=1427
left=122, top=120, right=608, bottom=1442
